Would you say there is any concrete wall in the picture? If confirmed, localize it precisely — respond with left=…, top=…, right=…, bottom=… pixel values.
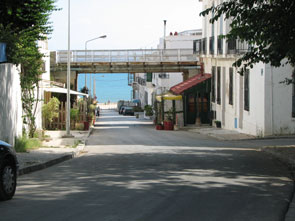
left=265, top=63, right=295, bottom=135
left=35, top=40, right=51, bottom=130
left=0, top=64, right=23, bottom=145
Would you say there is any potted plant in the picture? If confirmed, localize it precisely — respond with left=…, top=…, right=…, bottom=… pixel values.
left=163, top=108, right=174, bottom=130
left=144, top=105, right=153, bottom=119
left=215, top=120, right=222, bottom=128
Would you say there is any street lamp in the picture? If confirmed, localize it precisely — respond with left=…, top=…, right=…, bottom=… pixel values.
left=65, top=0, right=72, bottom=137
left=84, top=35, right=107, bottom=90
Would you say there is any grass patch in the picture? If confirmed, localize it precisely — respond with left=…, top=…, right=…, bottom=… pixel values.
left=72, top=140, right=82, bottom=148
left=15, top=137, right=42, bottom=153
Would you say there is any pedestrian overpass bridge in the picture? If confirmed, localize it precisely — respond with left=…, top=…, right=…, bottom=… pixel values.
left=50, top=49, right=200, bottom=73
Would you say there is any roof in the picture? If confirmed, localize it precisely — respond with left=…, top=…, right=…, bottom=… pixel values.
left=43, top=87, right=88, bottom=97
left=170, top=73, right=211, bottom=95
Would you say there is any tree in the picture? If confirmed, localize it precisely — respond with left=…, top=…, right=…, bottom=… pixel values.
left=0, top=0, right=57, bottom=137
left=81, top=86, right=89, bottom=95
left=200, top=0, right=295, bottom=79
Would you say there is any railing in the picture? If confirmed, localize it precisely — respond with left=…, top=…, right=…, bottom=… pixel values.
left=217, top=36, right=223, bottom=55
left=227, top=39, right=251, bottom=55
left=158, top=73, right=169, bottom=79
left=201, top=38, right=207, bottom=55
left=193, top=39, right=201, bottom=54
left=209, top=37, right=215, bottom=55
left=135, top=77, right=146, bottom=86
left=55, top=49, right=197, bottom=63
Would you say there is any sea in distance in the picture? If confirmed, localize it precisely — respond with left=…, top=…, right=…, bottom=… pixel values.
left=77, top=73, right=132, bottom=103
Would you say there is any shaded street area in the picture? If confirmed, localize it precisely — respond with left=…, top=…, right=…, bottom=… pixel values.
left=0, top=109, right=294, bottom=221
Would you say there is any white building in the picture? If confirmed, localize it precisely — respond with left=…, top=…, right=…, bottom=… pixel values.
left=132, top=29, right=202, bottom=108
left=199, top=0, right=295, bottom=136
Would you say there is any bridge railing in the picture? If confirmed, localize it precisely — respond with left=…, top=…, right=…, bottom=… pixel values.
left=55, top=49, right=197, bottom=63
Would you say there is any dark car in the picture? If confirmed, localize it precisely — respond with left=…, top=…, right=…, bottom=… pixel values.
left=0, top=140, right=18, bottom=201
left=123, top=106, right=135, bottom=116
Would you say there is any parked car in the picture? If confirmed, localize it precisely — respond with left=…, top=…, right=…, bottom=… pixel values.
left=0, top=140, right=18, bottom=201
left=123, top=106, right=135, bottom=116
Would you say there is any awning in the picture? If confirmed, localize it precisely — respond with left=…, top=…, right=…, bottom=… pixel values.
left=43, top=87, right=88, bottom=97
left=156, top=92, right=182, bottom=102
left=132, top=99, right=141, bottom=103
left=170, top=73, right=211, bottom=95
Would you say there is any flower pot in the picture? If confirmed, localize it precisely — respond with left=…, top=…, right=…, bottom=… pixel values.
left=83, top=121, right=89, bottom=130
left=164, top=121, right=174, bottom=130
left=156, top=124, right=163, bottom=130
left=215, top=121, right=221, bottom=128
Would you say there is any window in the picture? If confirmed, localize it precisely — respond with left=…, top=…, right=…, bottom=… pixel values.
left=145, top=73, right=152, bottom=82
left=212, top=66, right=216, bottom=103
left=217, top=67, right=221, bottom=105
left=244, top=69, right=250, bottom=111
left=229, top=67, right=233, bottom=105
left=292, top=73, right=295, bottom=117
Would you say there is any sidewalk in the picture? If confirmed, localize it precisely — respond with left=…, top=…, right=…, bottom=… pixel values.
left=182, top=125, right=256, bottom=140
left=17, top=130, right=91, bottom=176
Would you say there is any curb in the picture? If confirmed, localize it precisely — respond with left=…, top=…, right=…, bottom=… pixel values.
left=18, top=138, right=86, bottom=177
left=261, top=148, right=295, bottom=221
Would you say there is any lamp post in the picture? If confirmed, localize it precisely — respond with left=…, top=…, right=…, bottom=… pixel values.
left=65, top=0, right=72, bottom=137
left=84, top=35, right=107, bottom=90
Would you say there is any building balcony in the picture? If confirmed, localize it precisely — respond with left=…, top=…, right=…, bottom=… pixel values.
left=158, top=73, right=169, bottom=79
left=209, top=36, right=214, bottom=55
left=217, top=36, right=223, bottom=55
left=135, top=77, right=146, bottom=86
left=227, top=39, right=251, bottom=55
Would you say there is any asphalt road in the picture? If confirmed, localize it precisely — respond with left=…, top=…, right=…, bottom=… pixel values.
left=0, top=109, right=294, bottom=221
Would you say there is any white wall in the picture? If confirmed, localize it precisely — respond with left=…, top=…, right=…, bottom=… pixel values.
left=0, top=64, right=23, bottom=145
left=36, top=39, right=51, bottom=130
left=265, top=63, right=295, bottom=135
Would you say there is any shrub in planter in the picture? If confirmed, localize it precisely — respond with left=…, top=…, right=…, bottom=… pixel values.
left=144, top=105, right=153, bottom=116
left=215, top=120, right=222, bottom=128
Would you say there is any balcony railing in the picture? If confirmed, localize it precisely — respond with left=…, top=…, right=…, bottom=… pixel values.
left=135, top=77, right=146, bottom=86
left=201, top=38, right=207, bottom=55
left=158, top=73, right=169, bottom=79
left=193, top=39, right=201, bottom=54
left=217, top=36, right=223, bottom=55
left=227, top=39, right=251, bottom=55
left=209, top=37, right=214, bottom=55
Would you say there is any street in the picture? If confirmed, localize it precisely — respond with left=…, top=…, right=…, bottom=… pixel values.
left=0, top=109, right=294, bottom=221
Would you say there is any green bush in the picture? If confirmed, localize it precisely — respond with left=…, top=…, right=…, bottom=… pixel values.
left=144, top=105, right=153, bottom=116
left=133, top=106, right=143, bottom=112
left=42, top=97, right=60, bottom=123
left=15, top=137, right=41, bottom=153
left=70, top=108, right=80, bottom=122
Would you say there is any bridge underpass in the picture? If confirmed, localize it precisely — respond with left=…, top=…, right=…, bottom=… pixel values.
left=50, top=49, right=201, bottom=94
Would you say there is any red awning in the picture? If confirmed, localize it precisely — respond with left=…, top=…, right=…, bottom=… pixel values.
left=170, top=73, right=211, bottom=95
